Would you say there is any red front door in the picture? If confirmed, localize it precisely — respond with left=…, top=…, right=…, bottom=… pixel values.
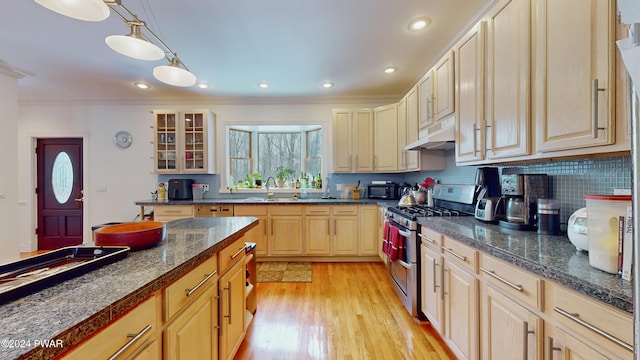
left=37, top=138, right=84, bottom=250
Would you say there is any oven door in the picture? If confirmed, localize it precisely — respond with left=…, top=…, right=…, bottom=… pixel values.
left=385, top=220, right=417, bottom=316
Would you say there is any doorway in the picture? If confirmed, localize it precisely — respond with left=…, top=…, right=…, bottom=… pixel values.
left=36, top=138, right=84, bottom=250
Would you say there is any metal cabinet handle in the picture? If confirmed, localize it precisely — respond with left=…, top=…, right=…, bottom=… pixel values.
left=591, top=79, right=606, bottom=138
left=553, top=306, right=633, bottom=351
left=546, top=337, right=561, bottom=360
left=108, top=324, right=152, bottom=360
left=185, top=270, right=217, bottom=297
left=217, top=289, right=223, bottom=336
left=231, top=245, right=246, bottom=259
left=224, top=281, right=233, bottom=324
left=522, top=321, right=534, bottom=360
left=418, top=233, right=435, bottom=244
left=480, top=268, right=523, bottom=292
left=432, top=259, right=438, bottom=293
left=443, top=247, right=467, bottom=261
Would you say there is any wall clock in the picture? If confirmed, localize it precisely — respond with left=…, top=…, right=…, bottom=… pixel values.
left=114, top=131, right=133, bottom=148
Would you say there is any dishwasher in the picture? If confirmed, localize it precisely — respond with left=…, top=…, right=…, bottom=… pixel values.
left=194, top=205, right=233, bottom=217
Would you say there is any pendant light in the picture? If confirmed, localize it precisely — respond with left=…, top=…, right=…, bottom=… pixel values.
left=105, top=23, right=165, bottom=61
left=153, top=58, right=197, bottom=87
left=35, top=0, right=110, bottom=22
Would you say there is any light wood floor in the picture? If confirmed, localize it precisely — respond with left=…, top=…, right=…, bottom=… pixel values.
left=235, top=262, right=455, bottom=360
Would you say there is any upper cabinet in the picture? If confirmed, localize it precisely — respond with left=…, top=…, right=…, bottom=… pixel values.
left=533, top=0, right=615, bottom=152
left=153, top=110, right=215, bottom=174
left=332, top=109, right=374, bottom=173
left=373, top=104, right=399, bottom=172
left=418, top=51, right=456, bottom=139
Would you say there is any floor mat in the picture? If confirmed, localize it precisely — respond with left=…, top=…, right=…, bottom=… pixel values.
left=256, top=262, right=312, bottom=283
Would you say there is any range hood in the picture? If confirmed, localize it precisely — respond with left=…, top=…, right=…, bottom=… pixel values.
left=405, top=115, right=455, bottom=151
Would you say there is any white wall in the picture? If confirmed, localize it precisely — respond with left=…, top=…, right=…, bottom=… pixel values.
left=0, top=73, right=20, bottom=263
left=17, top=100, right=387, bottom=252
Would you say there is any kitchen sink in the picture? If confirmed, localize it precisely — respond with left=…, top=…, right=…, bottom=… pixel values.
left=241, top=197, right=298, bottom=202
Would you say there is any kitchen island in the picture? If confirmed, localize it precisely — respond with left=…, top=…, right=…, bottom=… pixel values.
left=0, top=216, right=257, bottom=360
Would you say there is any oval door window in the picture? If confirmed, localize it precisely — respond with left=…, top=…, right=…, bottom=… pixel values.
left=51, top=151, right=74, bottom=204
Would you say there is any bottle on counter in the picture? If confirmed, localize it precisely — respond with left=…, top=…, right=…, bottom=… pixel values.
left=295, top=178, right=300, bottom=189
left=316, top=173, right=322, bottom=189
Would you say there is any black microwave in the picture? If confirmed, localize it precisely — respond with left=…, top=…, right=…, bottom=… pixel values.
left=368, top=183, right=399, bottom=200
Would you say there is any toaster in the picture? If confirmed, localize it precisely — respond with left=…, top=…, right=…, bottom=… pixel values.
left=475, top=197, right=502, bottom=223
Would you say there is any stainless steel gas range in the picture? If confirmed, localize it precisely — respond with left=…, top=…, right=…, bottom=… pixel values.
left=383, top=184, right=478, bottom=320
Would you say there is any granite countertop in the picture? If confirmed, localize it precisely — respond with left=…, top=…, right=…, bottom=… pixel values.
left=418, top=217, right=633, bottom=314
left=0, top=217, right=258, bottom=360
left=135, top=197, right=390, bottom=206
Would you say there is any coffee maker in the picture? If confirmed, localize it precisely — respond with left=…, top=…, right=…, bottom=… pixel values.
left=498, top=174, right=549, bottom=230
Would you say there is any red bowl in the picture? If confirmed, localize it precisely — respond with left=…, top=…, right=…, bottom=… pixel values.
left=94, top=222, right=166, bottom=250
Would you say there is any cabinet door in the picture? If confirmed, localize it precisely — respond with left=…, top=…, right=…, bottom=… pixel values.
left=333, top=215, right=358, bottom=255
left=154, top=110, right=180, bottom=173
left=534, top=0, right=614, bottom=152
left=305, top=216, right=331, bottom=255
left=397, top=96, right=408, bottom=171
left=482, top=285, right=542, bottom=360
left=444, top=260, right=479, bottom=360
left=332, top=109, right=353, bottom=172
left=353, top=110, right=374, bottom=172
left=165, top=285, right=218, bottom=360
left=219, top=261, right=246, bottom=360
left=434, top=51, right=455, bottom=120
left=550, top=328, right=611, bottom=360
left=234, top=206, right=268, bottom=256
left=405, top=86, right=420, bottom=170
left=270, top=216, right=303, bottom=255
left=377, top=207, right=387, bottom=262
left=455, top=22, right=485, bottom=163
left=486, top=0, right=531, bottom=160
left=418, top=70, right=435, bottom=136
left=131, top=340, right=161, bottom=360
left=181, top=111, right=214, bottom=174
left=358, top=206, right=378, bottom=256
left=373, top=104, right=398, bottom=172
left=421, top=244, right=444, bottom=334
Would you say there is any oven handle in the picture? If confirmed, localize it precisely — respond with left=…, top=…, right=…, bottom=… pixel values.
left=398, top=229, right=412, bottom=238
left=395, top=259, right=412, bottom=270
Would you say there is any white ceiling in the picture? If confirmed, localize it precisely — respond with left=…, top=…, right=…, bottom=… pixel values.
left=2, top=0, right=492, bottom=102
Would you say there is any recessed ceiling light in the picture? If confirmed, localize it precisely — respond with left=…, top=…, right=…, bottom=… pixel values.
left=197, top=83, right=209, bottom=89
left=322, top=81, right=334, bottom=88
left=134, top=82, right=150, bottom=89
left=408, top=17, right=432, bottom=31
left=258, top=82, right=269, bottom=89
left=384, top=67, right=397, bottom=74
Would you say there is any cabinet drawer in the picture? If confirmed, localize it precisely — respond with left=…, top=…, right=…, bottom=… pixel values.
left=442, top=236, right=478, bottom=273
left=194, top=204, right=233, bottom=217
left=234, top=205, right=268, bottom=216
left=304, top=206, right=330, bottom=216
left=480, top=254, right=543, bottom=311
left=331, top=206, right=358, bottom=216
left=418, top=227, right=442, bottom=251
left=164, top=255, right=218, bottom=321
left=63, top=295, right=157, bottom=360
left=218, top=238, right=247, bottom=275
left=554, top=285, right=633, bottom=353
left=154, top=205, right=194, bottom=217
left=269, top=205, right=303, bottom=216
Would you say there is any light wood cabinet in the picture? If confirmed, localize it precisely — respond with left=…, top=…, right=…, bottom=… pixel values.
left=418, top=70, right=435, bottom=136
left=419, top=227, right=444, bottom=334
left=164, top=285, right=218, bottom=360
left=219, top=259, right=246, bottom=360
left=434, top=51, right=455, bottom=121
left=332, top=109, right=374, bottom=172
left=373, top=103, right=398, bottom=172
left=304, top=206, right=358, bottom=256
left=358, top=205, right=378, bottom=256
left=377, top=206, right=387, bottom=263
left=533, top=0, right=615, bottom=152
left=62, top=295, right=158, bottom=360
left=404, top=86, right=420, bottom=170
left=153, top=110, right=215, bottom=174
left=443, top=256, right=479, bottom=360
left=304, top=206, right=331, bottom=255
left=234, top=206, right=267, bottom=257
left=154, top=205, right=194, bottom=222
left=269, top=206, right=304, bottom=256
left=397, top=95, right=408, bottom=171
left=332, top=206, right=359, bottom=256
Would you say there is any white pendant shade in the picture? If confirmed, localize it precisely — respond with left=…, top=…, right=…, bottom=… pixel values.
left=35, top=0, right=110, bottom=22
left=153, top=61, right=196, bottom=87
left=105, top=26, right=165, bottom=61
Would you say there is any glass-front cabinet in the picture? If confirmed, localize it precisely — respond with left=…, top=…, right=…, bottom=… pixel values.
left=153, top=110, right=215, bottom=174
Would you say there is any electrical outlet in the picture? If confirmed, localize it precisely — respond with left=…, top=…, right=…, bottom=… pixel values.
left=202, top=184, right=210, bottom=192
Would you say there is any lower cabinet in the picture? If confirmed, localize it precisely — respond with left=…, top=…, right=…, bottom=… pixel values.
left=219, top=259, right=247, bottom=360
left=269, top=206, right=304, bottom=256
left=154, top=205, right=194, bottom=222
left=164, top=285, right=219, bottom=360
left=420, top=233, right=444, bottom=334
left=443, top=259, right=479, bottom=360
left=62, top=295, right=159, bottom=360
left=234, top=205, right=268, bottom=256
left=358, top=205, right=379, bottom=255
left=332, top=206, right=359, bottom=256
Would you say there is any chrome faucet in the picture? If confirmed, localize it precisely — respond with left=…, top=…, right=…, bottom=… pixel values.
left=265, top=176, right=277, bottom=199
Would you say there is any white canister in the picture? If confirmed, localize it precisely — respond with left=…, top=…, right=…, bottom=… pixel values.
left=584, top=195, right=632, bottom=274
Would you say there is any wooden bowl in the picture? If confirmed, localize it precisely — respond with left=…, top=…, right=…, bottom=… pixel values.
left=94, top=222, right=166, bottom=250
